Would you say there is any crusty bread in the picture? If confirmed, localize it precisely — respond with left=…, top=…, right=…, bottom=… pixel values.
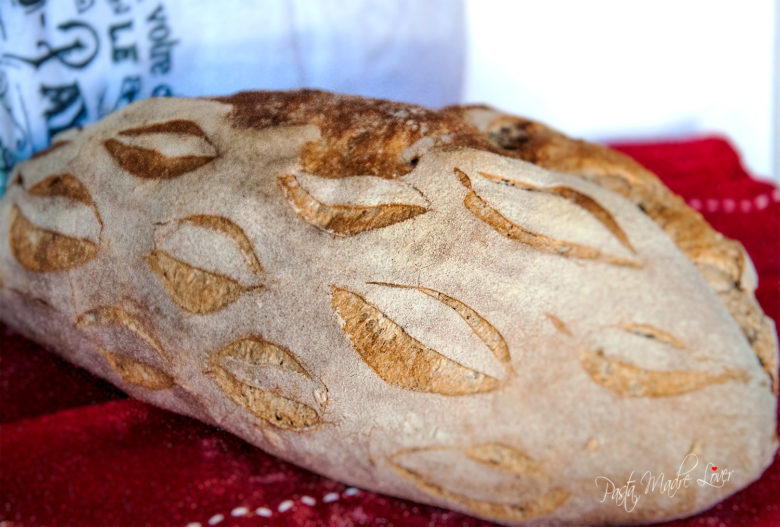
left=0, top=90, right=776, bottom=526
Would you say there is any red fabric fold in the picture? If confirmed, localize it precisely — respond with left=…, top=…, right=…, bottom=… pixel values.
left=1, top=137, right=778, bottom=526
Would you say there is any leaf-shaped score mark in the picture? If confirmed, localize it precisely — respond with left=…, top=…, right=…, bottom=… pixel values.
left=9, top=204, right=98, bottom=272
left=28, top=173, right=103, bottom=228
left=175, top=214, right=264, bottom=276
left=104, top=119, right=216, bottom=179
left=100, top=350, right=175, bottom=390
left=76, top=305, right=174, bottom=389
left=278, top=174, right=427, bottom=236
left=331, top=286, right=500, bottom=395
left=9, top=173, right=102, bottom=272
left=478, top=171, right=635, bottom=253
left=146, top=250, right=260, bottom=315
left=147, top=214, right=264, bottom=315
left=455, top=168, right=639, bottom=268
left=390, top=444, right=569, bottom=521
left=546, top=313, right=748, bottom=397
left=28, top=173, right=91, bottom=203
left=580, top=349, right=748, bottom=397
left=76, top=305, right=170, bottom=361
left=367, top=282, right=510, bottom=364
left=208, top=336, right=324, bottom=431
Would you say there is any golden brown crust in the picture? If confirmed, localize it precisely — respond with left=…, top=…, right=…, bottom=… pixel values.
left=211, top=90, right=504, bottom=180
left=9, top=204, right=98, bottom=272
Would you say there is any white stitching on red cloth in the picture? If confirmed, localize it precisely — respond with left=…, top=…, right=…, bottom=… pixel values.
left=185, top=487, right=361, bottom=526
left=688, top=190, right=780, bottom=213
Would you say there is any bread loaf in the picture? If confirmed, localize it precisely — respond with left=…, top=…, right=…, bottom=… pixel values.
left=0, top=90, right=776, bottom=526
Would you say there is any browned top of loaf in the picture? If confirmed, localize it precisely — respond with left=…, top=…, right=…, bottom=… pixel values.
left=211, top=90, right=777, bottom=393
left=211, top=90, right=504, bottom=180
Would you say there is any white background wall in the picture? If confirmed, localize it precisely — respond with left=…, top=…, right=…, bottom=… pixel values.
left=464, top=0, right=777, bottom=182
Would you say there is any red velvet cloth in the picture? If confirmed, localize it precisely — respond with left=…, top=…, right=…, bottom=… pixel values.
left=1, top=137, right=778, bottom=527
